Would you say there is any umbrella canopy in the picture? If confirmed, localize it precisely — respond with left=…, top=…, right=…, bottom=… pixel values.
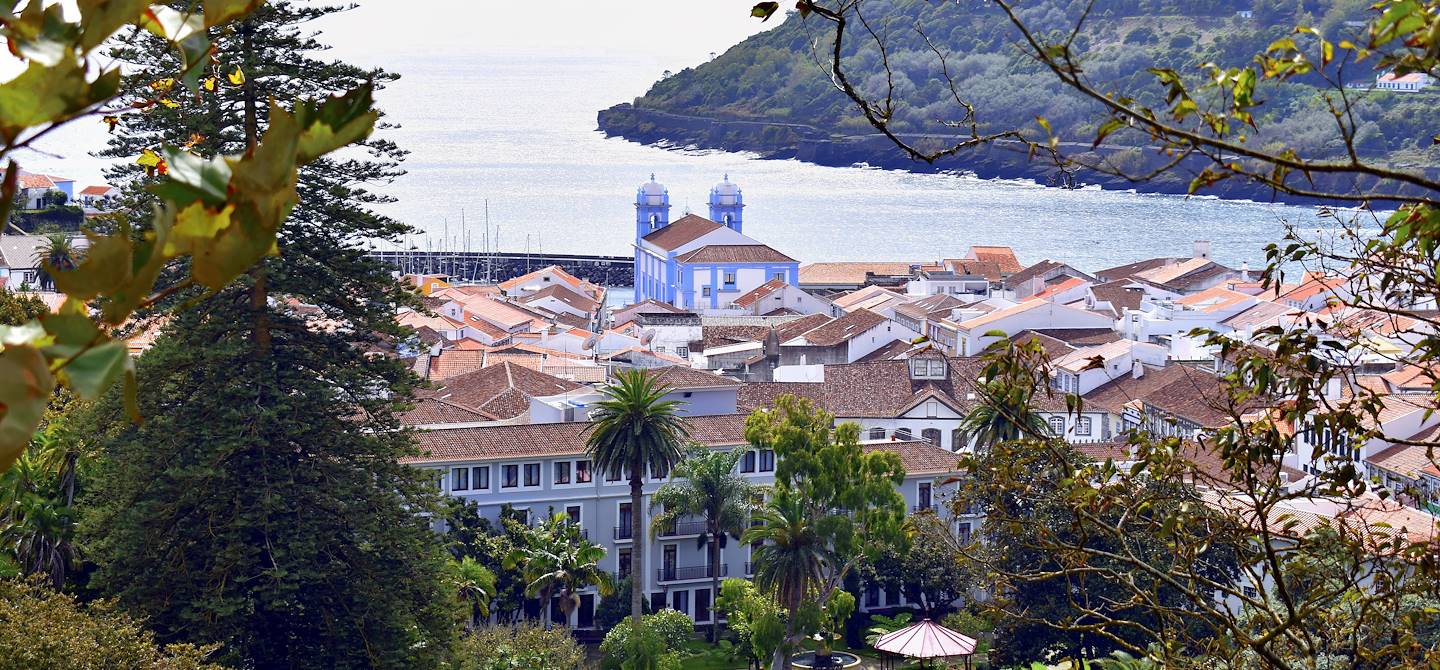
left=873, top=619, right=977, bottom=659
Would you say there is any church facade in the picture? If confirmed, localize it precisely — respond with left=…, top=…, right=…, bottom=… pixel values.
left=632, top=175, right=799, bottom=312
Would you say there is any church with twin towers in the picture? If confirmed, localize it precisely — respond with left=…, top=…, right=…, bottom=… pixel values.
left=631, top=174, right=799, bottom=311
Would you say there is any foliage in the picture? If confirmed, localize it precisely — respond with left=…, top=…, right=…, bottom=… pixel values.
left=503, top=511, right=614, bottom=628
left=862, top=513, right=975, bottom=616
left=864, top=611, right=914, bottom=647
left=444, top=499, right=530, bottom=624
left=31, top=233, right=80, bottom=291
left=717, top=577, right=787, bottom=669
left=0, top=0, right=382, bottom=473
left=0, top=578, right=227, bottom=670
left=0, top=288, right=47, bottom=326
left=599, top=610, right=694, bottom=670
left=586, top=368, right=691, bottom=626
left=453, top=621, right=586, bottom=670
left=940, top=608, right=995, bottom=642
left=595, top=576, right=652, bottom=630
left=743, top=394, right=907, bottom=665
left=447, top=556, right=498, bottom=629
left=649, top=445, right=755, bottom=640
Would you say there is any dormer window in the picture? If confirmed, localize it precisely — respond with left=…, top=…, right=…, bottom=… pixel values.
left=909, top=358, right=947, bottom=380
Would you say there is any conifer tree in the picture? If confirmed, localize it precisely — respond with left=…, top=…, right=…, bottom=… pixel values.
left=79, top=3, right=456, bottom=668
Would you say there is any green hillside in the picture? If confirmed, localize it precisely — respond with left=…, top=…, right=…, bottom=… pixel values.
left=629, top=0, right=1438, bottom=167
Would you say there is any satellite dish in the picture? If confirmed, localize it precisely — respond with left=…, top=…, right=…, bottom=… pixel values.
left=582, top=335, right=599, bottom=351
left=640, top=329, right=655, bottom=345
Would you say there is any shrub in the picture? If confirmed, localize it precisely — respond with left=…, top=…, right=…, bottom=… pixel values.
left=600, top=610, right=694, bottom=670
left=1168, top=33, right=1195, bottom=49
left=1124, top=26, right=1158, bottom=44
left=455, top=621, right=585, bottom=670
left=0, top=579, right=227, bottom=670
left=645, top=608, right=697, bottom=648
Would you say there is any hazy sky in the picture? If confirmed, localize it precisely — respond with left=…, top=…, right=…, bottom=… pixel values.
left=7, top=1, right=777, bottom=185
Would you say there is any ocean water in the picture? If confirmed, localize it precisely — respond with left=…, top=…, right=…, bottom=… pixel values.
left=363, top=50, right=1329, bottom=274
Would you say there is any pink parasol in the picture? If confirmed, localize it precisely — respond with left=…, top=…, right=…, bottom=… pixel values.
left=873, top=619, right=978, bottom=659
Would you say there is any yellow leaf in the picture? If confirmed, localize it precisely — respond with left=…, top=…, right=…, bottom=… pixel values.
left=203, top=76, right=218, bottom=92
left=150, top=77, right=176, bottom=91
left=135, top=148, right=162, bottom=168
left=227, top=66, right=245, bottom=86
left=159, top=97, right=180, bottom=108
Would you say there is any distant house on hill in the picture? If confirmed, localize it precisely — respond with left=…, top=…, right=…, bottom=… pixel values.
left=1376, top=71, right=1431, bottom=92
left=78, top=185, right=120, bottom=209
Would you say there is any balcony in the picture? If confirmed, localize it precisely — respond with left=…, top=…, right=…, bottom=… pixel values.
left=657, top=563, right=727, bottom=583
left=613, top=525, right=633, bottom=541
left=657, top=519, right=708, bottom=538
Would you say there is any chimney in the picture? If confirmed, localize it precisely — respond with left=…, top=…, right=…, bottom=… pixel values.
left=1240, top=261, right=1251, bottom=282
left=1132, top=360, right=1145, bottom=379
left=1193, top=240, right=1212, bottom=259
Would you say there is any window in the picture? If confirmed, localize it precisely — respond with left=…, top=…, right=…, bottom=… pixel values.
left=1048, top=416, right=1067, bottom=436
left=956, top=522, right=972, bottom=545
left=554, top=461, right=571, bottom=485
left=723, top=272, right=736, bottom=286
left=759, top=449, right=775, bottom=472
left=1242, top=586, right=1258, bottom=599
left=951, top=428, right=969, bottom=450
left=566, top=505, right=581, bottom=526
left=869, top=427, right=886, bottom=440
left=918, top=482, right=932, bottom=510
left=472, top=466, right=490, bottom=491
left=702, top=287, right=711, bottom=297
left=922, top=428, right=941, bottom=446
left=650, top=593, right=668, bottom=612
left=895, top=427, right=913, bottom=440
left=772, top=272, right=785, bottom=281
left=672, top=590, right=689, bottom=615
left=618, top=548, right=632, bottom=577
left=925, top=400, right=940, bottom=418
left=575, top=460, right=592, bottom=483
left=451, top=467, right=470, bottom=491
left=741, top=451, right=756, bottom=473
left=695, top=588, right=711, bottom=622
left=650, top=460, right=669, bottom=480
left=524, top=463, right=541, bottom=487
left=605, top=465, right=622, bottom=482
left=502, top=464, right=519, bottom=488
left=1076, top=416, right=1093, bottom=436
left=865, top=585, right=880, bottom=607
left=676, top=346, right=689, bottom=358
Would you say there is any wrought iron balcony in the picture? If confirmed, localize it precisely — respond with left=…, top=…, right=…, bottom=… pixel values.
left=656, top=519, right=708, bottom=538
left=613, top=525, right=633, bottom=540
left=657, top=563, right=727, bottom=583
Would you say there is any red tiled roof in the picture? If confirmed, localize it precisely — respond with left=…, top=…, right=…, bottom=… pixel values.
left=773, top=313, right=833, bottom=343
left=675, top=244, right=795, bottom=264
left=732, top=278, right=788, bottom=308
left=797, top=262, right=914, bottom=286
left=788, top=308, right=888, bottom=346
left=17, top=173, right=54, bottom=189
left=423, top=361, right=583, bottom=420
left=641, top=214, right=723, bottom=251
left=79, top=184, right=114, bottom=196
left=399, top=397, right=494, bottom=425
left=404, top=414, right=749, bottom=463
left=966, top=246, right=1024, bottom=274
left=863, top=440, right=961, bottom=475
left=516, top=283, right=599, bottom=313
left=646, top=365, right=742, bottom=389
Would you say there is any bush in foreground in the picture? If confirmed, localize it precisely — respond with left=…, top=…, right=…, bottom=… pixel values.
left=454, top=621, right=586, bottom=670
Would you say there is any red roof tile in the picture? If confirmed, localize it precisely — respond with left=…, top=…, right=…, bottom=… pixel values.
left=641, top=214, right=723, bottom=251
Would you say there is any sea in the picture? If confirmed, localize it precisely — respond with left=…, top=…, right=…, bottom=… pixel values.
left=26, top=46, right=1352, bottom=299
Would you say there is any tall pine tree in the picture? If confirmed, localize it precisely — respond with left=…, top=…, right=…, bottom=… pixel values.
left=79, top=3, right=457, bottom=668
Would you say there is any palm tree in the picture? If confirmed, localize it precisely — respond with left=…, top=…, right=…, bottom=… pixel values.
left=584, top=369, right=689, bottom=626
left=650, top=445, right=755, bottom=642
left=0, top=429, right=81, bottom=589
left=448, top=555, right=497, bottom=630
left=961, top=377, right=1050, bottom=448
left=743, top=491, right=833, bottom=670
left=32, top=233, right=79, bottom=291
left=505, top=513, right=614, bottom=629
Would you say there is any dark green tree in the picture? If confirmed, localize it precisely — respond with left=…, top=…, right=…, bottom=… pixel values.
left=78, top=3, right=453, bottom=668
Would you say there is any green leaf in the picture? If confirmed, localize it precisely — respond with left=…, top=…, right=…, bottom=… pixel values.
left=51, top=230, right=132, bottom=300
left=151, top=148, right=233, bottom=207
left=751, top=2, right=781, bottom=21
left=0, top=57, right=92, bottom=142
left=0, top=345, right=54, bottom=473
left=4, top=2, right=80, bottom=66
left=1092, top=118, right=1124, bottom=148
left=60, top=339, right=130, bottom=400
left=204, top=0, right=265, bottom=27
left=293, top=84, right=378, bottom=165
left=77, top=0, right=152, bottom=52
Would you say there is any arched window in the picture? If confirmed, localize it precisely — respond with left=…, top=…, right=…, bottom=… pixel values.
left=1048, top=416, right=1067, bottom=437
left=723, top=214, right=732, bottom=226
left=869, top=427, right=886, bottom=440
left=950, top=428, right=969, bottom=450
left=650, top=214, right=660, bottom=230
left=921, top=428, right=941, bottom=446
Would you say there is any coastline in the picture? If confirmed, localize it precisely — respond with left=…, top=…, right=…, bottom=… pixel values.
left=597, top=102, right=1435, bottom=208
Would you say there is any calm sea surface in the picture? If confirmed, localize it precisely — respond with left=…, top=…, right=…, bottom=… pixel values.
left=366, top=51, right=1328, bottom=274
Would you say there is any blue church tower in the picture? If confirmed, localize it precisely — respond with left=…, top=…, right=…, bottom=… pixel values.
left=708, top=174, right=743, bottom=233
left=636, top=174, right=670, bottom=239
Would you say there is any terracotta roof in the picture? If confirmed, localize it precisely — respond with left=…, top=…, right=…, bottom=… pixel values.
left=498, top=265, right=586, bottom=292
left=1009, top=330, right=1076, bottom=359
left=1141, top=367, right=1250, bottom=429
left=646, top=365, right=742, bottom=389
left=675, top=244, right=795, bottom=264
left=1095, top=258, right=1178, bottom=283
left=641, top=214, right=723, bottom=251
left=425, top=361, right=583, bottom=420
left=427, top=349, right=487, bottom=379
left=787, top=308, right=888, bottom=346
left=738, top=357, right=988, bottom=418
left=1032, top=276, right=1089, bottom=300
left=399, top=397, right=494, bottom=425
left=854, top=339, right=920, bottom=362
left=863, top=440, right=960, bottom=475
left=516, top=283, right=599, bottom=313
left=1088, top=280, right=1145, bottom=315
left=16, top=173, right=54, bottom=189
left=773, top=313, right=833, bottom=343
left=797, top=262, right=914, bottom=286
left=831, top=285, right=904, bottom=311
left=1136, top=260, right=1236, bottom=291
left=449, top=294, right=539, bottom=331
left=0, top=235, right=47, bottom=269
left=1367, top=442, right=1439, bottom=480
left=894, top=293, right=966, bottom=320
left=397, top=310, right=465, bottom=333
left=1175, top=286, right=1252, bottom=313
left=1382, top=364, right=1437, bottom=391
left=965, top=246, right=1024, bottom=274
left=1206, top=491, right=1439, bottom=549
left=732, top=278, right=788, bottom=308
left=1053, top=340, right=1141, bottom=374
left=1082, top=364, right=1203, bottom=416
left=941, top=259, right=1004, bottom=282
left=1002, top=260, right=1065, bottom=290
left=78, top=184, right=115, bottom=196
left=404, top=414, right=749, bottom=464
left=1221, top=301, right=1294, bottom=330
